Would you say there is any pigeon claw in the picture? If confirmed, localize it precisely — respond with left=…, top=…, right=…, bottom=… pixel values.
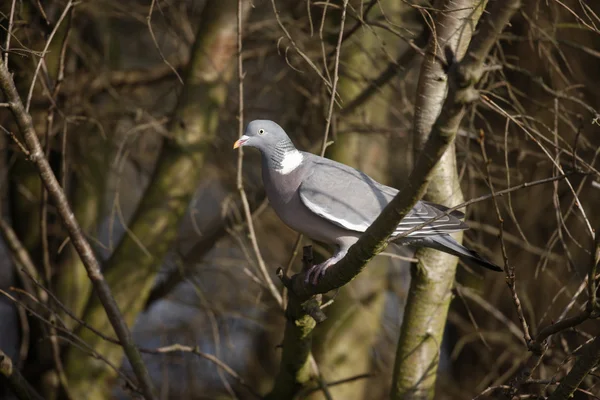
left=304, top=250, right=348, bottom=285
left=304, top=261, right=333, bottom=285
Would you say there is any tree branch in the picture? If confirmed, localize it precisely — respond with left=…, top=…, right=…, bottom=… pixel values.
left=0, top=350, right=45, bottom=400
left=265, top=247, right=320, bottom=400
left=140, top=344, right=261, bottom=399
left=143, top=223, right=226, bottom=308
left=0, top=219, right=44, bottom=302
left=0, top=42, right=157, bottom=400
left=64, top=59, right=186, bottom=96
left=547, top=335, right=600, bottom=400
left=526, top=222, right=599, bottom=353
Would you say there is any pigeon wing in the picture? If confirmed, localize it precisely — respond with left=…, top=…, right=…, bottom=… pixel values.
left=298, top=154, right=467, bottom=237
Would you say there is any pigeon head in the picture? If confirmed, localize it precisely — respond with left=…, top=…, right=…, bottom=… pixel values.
left=233, top=120, right=292, bottom=152
left=233, top=120, right=303, bottom=174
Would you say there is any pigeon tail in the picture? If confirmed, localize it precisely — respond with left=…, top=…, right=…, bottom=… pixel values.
left=425, top=234, right=503, bottom=272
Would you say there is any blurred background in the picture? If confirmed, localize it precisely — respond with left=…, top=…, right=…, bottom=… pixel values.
left=0, top=0, right=599, bottom=399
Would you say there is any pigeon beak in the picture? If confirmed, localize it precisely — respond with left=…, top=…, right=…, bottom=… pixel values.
left=233, top=135, right=250, bottom=149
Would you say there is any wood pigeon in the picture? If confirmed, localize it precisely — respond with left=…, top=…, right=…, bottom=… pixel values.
left=234, top=120, right=502, bottom=284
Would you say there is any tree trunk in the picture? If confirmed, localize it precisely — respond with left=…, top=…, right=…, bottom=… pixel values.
left=391, top=1, right=486, bottom=399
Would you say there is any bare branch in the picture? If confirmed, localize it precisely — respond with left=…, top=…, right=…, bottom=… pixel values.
left=320, top=0, right=349, bottom=157
left=140, top=344, right=261, bottom=399
left=265, top=247, right=320, bottom=400
left=235, top=0, right=282, bottom=306
left=340, top=29, right=428, bottom=116
left=147, top=0, right=184, bottom=84
left=0, top=43, right=157, bottom=400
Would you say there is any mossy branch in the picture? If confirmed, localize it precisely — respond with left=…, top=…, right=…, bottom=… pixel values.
left=264, top=247, right=321, bottom=400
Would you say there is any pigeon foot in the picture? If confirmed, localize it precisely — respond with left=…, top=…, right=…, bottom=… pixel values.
left=305, top=260, right=334, bottom=285
left=304, top=249, right=348, bottom=285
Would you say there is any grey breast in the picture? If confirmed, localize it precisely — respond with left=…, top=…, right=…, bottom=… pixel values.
left=261, top=158, right=358, bottom=245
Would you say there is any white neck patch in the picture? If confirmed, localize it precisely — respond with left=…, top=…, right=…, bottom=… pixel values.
left=276, top=150, right=304, bottom=175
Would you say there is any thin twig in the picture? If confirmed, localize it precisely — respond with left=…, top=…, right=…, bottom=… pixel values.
left=25, top=1, right=75, bottom=112
left=320, top=0, right=349, bottom=157
left=391, top=172, right=586, bottom=242
left=141, top=344, right=261, bottom=399
left=0, top=43, right=157, bottom=400
left=3, top=0, right=16, bottom=65
left=269, top=0, right=332, bottom=88
left=282, top=234, right=304, bottom=309
left=480, top=130, right=532, bottom=345
left=147, top=0, right=184, bottom=84
left=62, top=60, right=186, bottom=96
left=482, top=95, right=595, bottom=238
left=547, top=335, right=600, bottom=400
left=0, top=288, right=140, bottom=391
left=340, top=0, right=378, bottom=45
left=34, top=0, right=50, bottom=25
left=341, top=30, right=429, bottom=116
left=295, top=373, right=374, bottom=398
left=0, top=219, right=45, bottom=302
left=588, top=228, right=599, bottom=312
left=235, top=0, right=282, bottom=306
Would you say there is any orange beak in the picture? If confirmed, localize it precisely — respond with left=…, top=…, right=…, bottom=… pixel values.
left=233, top=135, right=250, bottom=149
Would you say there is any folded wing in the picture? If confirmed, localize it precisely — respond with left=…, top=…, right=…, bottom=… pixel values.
left=298, top=155, right=468, bottom=237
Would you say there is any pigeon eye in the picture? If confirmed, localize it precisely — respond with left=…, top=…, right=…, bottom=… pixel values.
left=258, top=129, right=265, bottom=135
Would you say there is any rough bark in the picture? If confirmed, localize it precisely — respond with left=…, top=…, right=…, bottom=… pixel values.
left=60, top=1, right=252, bottom=398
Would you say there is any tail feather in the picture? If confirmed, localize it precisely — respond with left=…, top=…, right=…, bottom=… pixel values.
left=426, top=235, right=502, bottom=272
left=422, top=201, right=465, bottom=220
